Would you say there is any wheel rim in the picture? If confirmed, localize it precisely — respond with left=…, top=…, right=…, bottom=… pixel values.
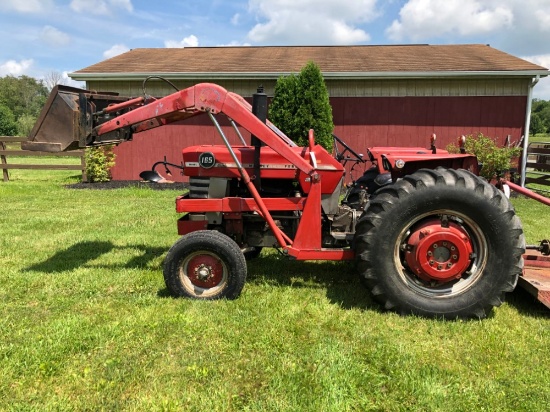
left=395, top=209, right=488, bottom=298
left=179, top=251, right=228, bottom=297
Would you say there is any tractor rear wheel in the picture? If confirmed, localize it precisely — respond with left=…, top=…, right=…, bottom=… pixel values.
left=163, top=230, right=247, bottom=300
left=354, top=168, right=525, bottom=319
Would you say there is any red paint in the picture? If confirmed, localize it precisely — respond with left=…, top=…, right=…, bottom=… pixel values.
left=176, top=195, right=305, bottom=214
left=177, top=218, right=208, bottom=236
left=111, top=95, right=526, bottom=181
left=405, top=219, right=474, bottom=282
left=186, top=254, right=224, bottom=288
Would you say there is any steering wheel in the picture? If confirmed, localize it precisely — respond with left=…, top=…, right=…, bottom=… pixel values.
left=333, top=133, right=364, bottom=163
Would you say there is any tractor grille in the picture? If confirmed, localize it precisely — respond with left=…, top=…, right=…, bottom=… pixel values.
left=189, top=177, right=210, bottom=199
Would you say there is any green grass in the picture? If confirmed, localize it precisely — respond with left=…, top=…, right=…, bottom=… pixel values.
left=529, top=133, right=550, bottom=142
left=1, top=169, right=549, bottom=411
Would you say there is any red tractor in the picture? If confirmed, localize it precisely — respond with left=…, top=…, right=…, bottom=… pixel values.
left=24, top=81, right=533, bottom=319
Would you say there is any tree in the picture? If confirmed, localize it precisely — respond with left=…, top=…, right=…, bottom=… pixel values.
left=531, top=98, right=550, bottom=134
left=44, top=71, right=64, bottom=91
left=530, top=112, right=546, bottom=135
left=0, top=75, right=49, bottom=119
left=268, top=61, right=334, bottom=151
left=0, top=104, right=17, bottom=136
left=17, top=113, right=36, bottom=137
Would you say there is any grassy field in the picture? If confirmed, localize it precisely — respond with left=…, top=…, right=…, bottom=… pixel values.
left=1, top=168, right=549, bottom=411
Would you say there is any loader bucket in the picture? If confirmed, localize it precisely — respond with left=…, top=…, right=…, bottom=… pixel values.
left=22, top=85, right=130, bottom=152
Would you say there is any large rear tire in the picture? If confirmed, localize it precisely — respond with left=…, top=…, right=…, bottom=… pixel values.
left=354, top=168, right=525, bottom=319
left=164, top=230, right=247, bottom=300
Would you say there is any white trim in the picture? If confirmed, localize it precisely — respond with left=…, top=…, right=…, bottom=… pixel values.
left=69, top=70, right=549, bottom=81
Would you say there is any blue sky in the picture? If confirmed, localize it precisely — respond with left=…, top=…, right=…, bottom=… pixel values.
left=1, top=0, right=549, bottom=98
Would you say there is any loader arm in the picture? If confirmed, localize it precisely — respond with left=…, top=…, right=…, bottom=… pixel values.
left=24, top=83, right=315, bottom=176
left=91, top=83, right=316, bottom=177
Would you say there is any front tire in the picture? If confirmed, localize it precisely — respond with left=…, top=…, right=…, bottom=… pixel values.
left=164, top=230, right=247, bottom=300
left=354, top=168, right=524, bottom=319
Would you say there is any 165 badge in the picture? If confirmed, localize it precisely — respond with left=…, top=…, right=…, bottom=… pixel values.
left=198, top=152, right=215, bottom=169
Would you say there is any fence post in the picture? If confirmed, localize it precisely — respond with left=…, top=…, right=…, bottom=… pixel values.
left=81, top=150, right=87, bottom=182
left=1, top=140, right=8, bottom=182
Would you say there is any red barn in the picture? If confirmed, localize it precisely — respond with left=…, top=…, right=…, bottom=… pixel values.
left=70, top=44, right=549, bottom=181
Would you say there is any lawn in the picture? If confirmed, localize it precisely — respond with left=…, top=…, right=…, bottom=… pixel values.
left=1, top=169, right=549, bottom=411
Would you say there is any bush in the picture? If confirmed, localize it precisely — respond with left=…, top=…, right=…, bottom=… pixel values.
left=446, top=133, right=521, bottom=180
left=269, top=61, right=334, bottom=151
left=17, top=113, right=36, bottom=137
left=85, top=145, right=116, bottom=182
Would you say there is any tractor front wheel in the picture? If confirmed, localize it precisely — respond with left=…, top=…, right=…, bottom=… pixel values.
left=163, top=230, right=247, bottom=300
left=354, top=168, right=525, bottom=319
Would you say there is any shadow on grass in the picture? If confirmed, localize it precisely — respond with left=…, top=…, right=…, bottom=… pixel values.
left=245, top=252, right=379, bottom=312
left=24, top=240, right=166, bottom=273
left=506, top=287, right=550, bottom=318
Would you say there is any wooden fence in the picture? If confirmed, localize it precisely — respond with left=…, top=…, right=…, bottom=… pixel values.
left=0, top=136, right=86, bottom=182
left=525, top=141, right=550, bottom=190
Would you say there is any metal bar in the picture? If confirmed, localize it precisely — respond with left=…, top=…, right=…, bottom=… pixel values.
left=95, top=96, right=145, bottom=115
left=207, top=111, right=288, bottom=249
left=505, top=179, right=550, bottom=207
left=229, top=119, right=247, bottom=145
left=176, top=196, right=306, bottom=214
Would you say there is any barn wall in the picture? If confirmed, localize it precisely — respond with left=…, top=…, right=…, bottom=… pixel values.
left=110, top=95, right=527, bottom=182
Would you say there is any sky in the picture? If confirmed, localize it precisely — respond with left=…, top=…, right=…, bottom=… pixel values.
left=0, top=0, right=549, bottom=98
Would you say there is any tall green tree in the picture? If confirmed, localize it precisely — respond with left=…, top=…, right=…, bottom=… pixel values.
left=531, top=98, right=550, bottom=134
left=0, top=75, right=48, bottom=119
left=269, top=61, right=334, bottom=151
left=0, top=75, right=49, bottom=136
left=0, top=104, right=17, bottom=136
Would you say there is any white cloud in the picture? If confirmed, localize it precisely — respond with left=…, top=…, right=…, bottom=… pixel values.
left=522, top=54, right=550, bottom=100
left=532, top=75, right=550, bottom=100
left=522, top=53, right=550, bottom=70
left=62, top=71, right=85, bottom=89
left=216, top=41, right=252, bottom=47
left=165, top=35, right=199, bottom=48
left=386, top=0, right=514, bottom=41
left=41, top=26, right=71, bottom=47
left=231, top=13, right=240, bottom=25
left=0, top=59, right=33, bottom=76
left=0, top=0, right=53, bottom=13
left=246, top=0, right=378, bottom=44
left=103, top=44, right=130, bottom=59
left=70, top=0, right=133, bottom=16
left=535, top=9, right=550, bottom=30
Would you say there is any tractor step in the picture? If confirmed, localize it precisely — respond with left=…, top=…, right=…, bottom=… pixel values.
left=520, top=251, right=550, bottom=309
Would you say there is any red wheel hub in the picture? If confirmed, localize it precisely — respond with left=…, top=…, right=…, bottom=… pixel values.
left=186, top=254, right=224, bottom=288
left=404, top=219, right=474, bottom=282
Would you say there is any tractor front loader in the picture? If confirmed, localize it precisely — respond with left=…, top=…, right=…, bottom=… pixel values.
left=24, top=80, right=546, bottom=318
